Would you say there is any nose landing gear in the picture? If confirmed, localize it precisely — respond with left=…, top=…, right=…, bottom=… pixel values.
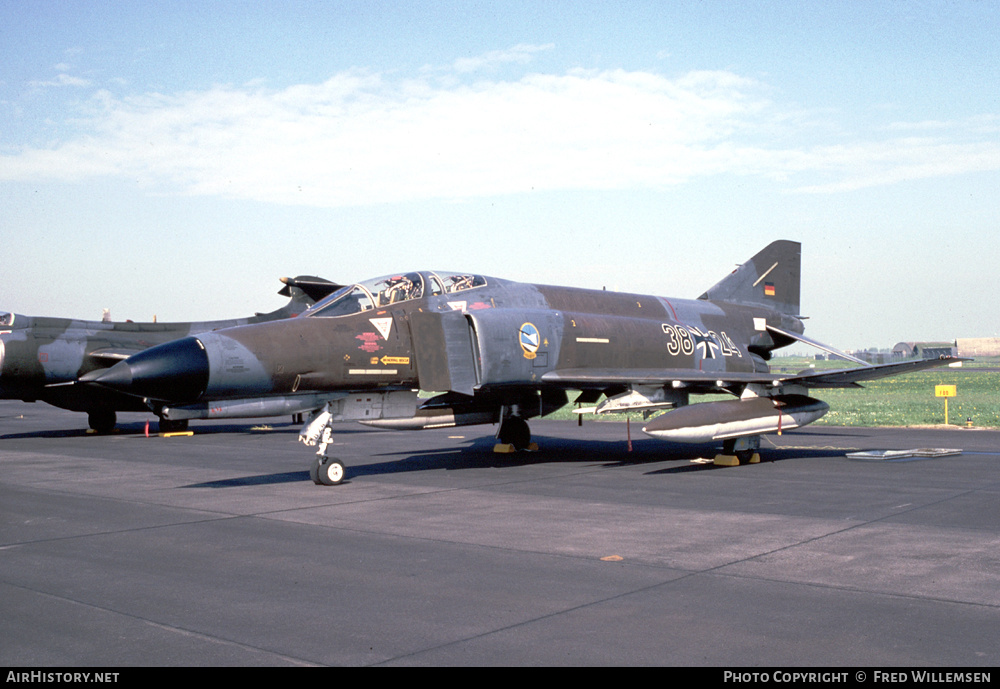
left=311, top=456, right=346, bottom=486
left=301, top=407, right=348, bottom=485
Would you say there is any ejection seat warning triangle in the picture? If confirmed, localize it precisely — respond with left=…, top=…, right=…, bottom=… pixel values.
left=369, top=318, right=393, bottom=340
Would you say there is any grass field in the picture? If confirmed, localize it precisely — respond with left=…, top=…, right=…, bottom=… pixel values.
left=812, top=367, right=999, bottom=428
left=552, top=358, right=1000, bottom=429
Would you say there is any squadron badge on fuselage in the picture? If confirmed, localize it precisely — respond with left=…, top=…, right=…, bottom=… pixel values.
left=519, top=322, right=540, bottom=360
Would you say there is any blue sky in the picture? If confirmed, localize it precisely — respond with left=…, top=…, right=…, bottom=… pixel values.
left=2, top=0, right=998, bottom=349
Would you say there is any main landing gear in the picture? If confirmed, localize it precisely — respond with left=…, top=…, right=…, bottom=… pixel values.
left=494, top=415, right=536, bottom=453
left=87, top=409, right=117, bottom=435
left=717, top=436, right=762, bottom=466
left=158, top=417, right=189, bottom=434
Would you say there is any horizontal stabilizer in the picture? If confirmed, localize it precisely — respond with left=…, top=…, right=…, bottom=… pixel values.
left=765, top=324, right=869, bottom=366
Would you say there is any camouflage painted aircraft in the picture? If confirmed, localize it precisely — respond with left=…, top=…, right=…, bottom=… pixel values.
left=1, top=276, right=338, bottom=433
left=83, top=241, right=960, bottom=483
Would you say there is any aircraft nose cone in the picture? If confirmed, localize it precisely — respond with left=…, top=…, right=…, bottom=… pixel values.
left=82, top=336, right=210, bottom=403
left=81, top=359, right=133, bottom=388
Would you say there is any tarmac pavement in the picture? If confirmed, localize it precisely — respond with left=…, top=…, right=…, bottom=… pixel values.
left=1, top=400, right=998, bottom=666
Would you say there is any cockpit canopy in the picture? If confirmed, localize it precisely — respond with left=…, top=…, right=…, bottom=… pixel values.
left=303, top=271, right=487, bottom=318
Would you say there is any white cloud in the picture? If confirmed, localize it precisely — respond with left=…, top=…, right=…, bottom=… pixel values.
left=28, top=73, right=91, bottom=88
left=452, top=43, right=555, bottom=73
left=783, top=138, right=1000, bottom=193
left=3, top=56, right=999, bottom=206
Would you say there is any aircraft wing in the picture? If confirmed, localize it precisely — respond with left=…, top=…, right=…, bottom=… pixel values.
left=761, top=324, right=967, bottom=387
left=541, top=368, right=782, bottom=391
left=778, top=357, right=967, bottom=388
left=542, top=357, right=965, bottom=391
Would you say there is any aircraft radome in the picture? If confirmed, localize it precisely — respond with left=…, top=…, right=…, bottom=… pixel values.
left=1, top=276, right=338, bottom=433
left=82, top=241, right=962, bottom=484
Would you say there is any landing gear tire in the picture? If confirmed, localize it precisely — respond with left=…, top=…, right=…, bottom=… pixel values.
left=313, top=456, right=346, bottom=486
left=158, top=418, right=189, bottom=434
left=723, top=437, right=761, bottom=465
left=498, top=416, right=531, bottom=450
left=87, top=409, right=117, bottom=434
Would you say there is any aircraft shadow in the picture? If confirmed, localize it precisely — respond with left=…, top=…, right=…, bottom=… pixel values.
left=363, top=433, right=855, bottom=478
left=2, top=420, right=370, bottom=440
left=0, top=421, right=301, bottom=440
left=1, top=427, right=94, bottom=440
left=187, top=471, right=310, bottom=488
left=183, top=434, right=851, bottom=488
left=779, top=429, right=876, bottom=439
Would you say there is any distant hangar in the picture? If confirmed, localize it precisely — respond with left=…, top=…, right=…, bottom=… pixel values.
left=893, top=338, right=1000, bottom=359
left=955, top=337, right=1000, bottom=357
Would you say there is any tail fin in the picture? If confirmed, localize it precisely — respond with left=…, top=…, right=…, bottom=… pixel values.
left=698, top=240, right=801, bottom=316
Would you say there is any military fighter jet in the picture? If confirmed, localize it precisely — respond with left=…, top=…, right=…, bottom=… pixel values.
left=82, top=241, right=960, bottom=483
left=1, top=276, right=338, bottom=432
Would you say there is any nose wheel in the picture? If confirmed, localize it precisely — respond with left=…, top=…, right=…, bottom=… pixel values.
left=311, top=456, right=346, bottom=485
left=300, top=407, right=347, bottom=485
